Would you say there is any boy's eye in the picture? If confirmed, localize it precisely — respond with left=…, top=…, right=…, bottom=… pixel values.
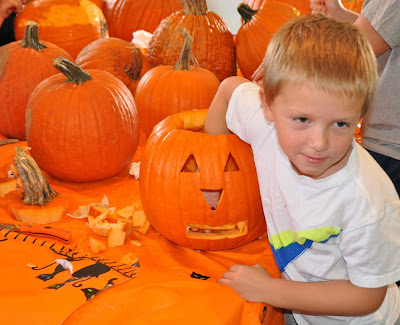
left=294, top=117, right=309, bottom=123
left=333, top=121, right=349, bottom=128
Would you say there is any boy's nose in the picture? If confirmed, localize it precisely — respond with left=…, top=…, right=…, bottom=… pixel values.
left=309, top=128, right=329, bottom=152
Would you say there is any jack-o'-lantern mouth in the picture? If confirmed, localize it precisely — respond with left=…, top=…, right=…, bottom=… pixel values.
left=186, top=221, right=248, bottom=239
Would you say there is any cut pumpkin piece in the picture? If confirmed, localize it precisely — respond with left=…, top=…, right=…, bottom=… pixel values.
left=0, top=178, right=17, bottom=198
left=89, top=204, right=109, bottom=218
left=87, top=216, right=125, bottom=237
left=89, top=236, right=107, bottom=253
left=132, top=210, right=146, bottom=227
left=119, top=252, right=139, bottom=265
left=5, top=190, right=69, bottom=224
left=107, top=227, right=126, bottom=248
left=136, top=218, right=150, bottom=234
left=115, top=205, right=135, bottom=219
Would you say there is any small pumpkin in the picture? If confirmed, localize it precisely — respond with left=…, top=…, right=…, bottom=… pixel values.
left=135, top=29, right=220, bottom=137
left=236, top=2, right=299, bottom=79
left=76, top=37, right=152, bottom=97
left=103, top=0, right=182, bottom=41
left=146, top=0, right=236, bottom=82
left=0, top=21, right=73, bottom=140
left=14, top=0, right=108, bottom=58
left=26, top=57, right=139, bottom=182
left=139, top=109, right=267, bottom=251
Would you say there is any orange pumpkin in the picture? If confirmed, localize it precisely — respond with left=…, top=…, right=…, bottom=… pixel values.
left=135, top=29, right=220, bottom=137
left=236, top=2, right=299, bottom=79
left=341, top=0, right=364, bottom=13
left=0, top=22, right=73, bottom=140
left=139, top=109, right=267, bottom=251
left=103, top=0, right=182, bottom=41
left=14, top=0, right=108, bottom=58
left=26, top=57, right=139, bottom=182
left=146, top=0, right=236, bottom=82
left=76, top=37, right=152, bottom=96
left=243, top=0, right=311, bottom=15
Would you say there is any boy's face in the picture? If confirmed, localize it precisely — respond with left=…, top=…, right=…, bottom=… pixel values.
left=260, top=81, right=364, bottom=179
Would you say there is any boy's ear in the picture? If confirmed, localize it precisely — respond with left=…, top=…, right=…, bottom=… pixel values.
left=259, top=87, right=274, bottom=122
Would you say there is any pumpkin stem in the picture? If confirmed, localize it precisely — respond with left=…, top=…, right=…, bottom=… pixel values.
left=124, top=47, right=143, bottom=81
left=0, top=139, right=18, bottom=146
left=101, top=19, right=109, bottom=38
left=52, top=56, right=92, bottom=84
left=13, top=147, right=60, bottom=206
left=173, top=28, right=199, bottom=71
left=182, top=0, right=208, bottom=16
left=237, top=3, right=258, bottom=24
left=20, top=21, right=48, bottom=50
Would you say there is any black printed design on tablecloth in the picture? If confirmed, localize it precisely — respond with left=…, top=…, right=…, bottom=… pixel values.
left=190, top=271, right=210, bottom=280
left=0, top=231, right=138, bottom=301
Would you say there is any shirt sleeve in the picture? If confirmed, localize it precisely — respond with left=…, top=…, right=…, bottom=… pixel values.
left=226, top=82, right=268, bottom=145
left=362, top=0, right=400, bottom=48
left=339, top=202, right=400, bottom=288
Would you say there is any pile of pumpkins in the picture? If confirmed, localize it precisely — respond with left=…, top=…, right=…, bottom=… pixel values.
left=0, top=0, right=364, bottom=250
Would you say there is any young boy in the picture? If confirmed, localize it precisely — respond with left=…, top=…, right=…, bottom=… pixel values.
left=204, top=15, right=400, bottom=325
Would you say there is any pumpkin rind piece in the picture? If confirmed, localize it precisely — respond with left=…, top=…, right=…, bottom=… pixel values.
left=139, top=109, right=267, bottom=251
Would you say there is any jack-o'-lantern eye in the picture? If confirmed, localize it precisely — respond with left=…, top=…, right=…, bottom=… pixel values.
left=224, top=153, right=239, bottom=172
left=181, top=154, right=199, bottom=172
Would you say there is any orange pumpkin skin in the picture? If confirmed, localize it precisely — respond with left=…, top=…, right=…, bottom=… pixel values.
left=76, top=38, right=152, bottom=97
left=342, top=0, right=364, bottom=13
left=236, top=2, right=299, bottom=79
left=0, top=25, right=73, bottom=140
left=244, top=0, right=311, bottom=15
left=135, top=65, right=220, bottom=138
left=14, top=0, right=107, bottom=58
left=139, top=109, right=267, bottom=251
left=26, top=68, right=139, bottom=183
left=146, top=2, right=236, bottom=82
left=103, top=0, right=182, bottom=41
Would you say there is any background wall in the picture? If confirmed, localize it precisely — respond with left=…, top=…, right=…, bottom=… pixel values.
left=206, top=0, right=243, bottom=34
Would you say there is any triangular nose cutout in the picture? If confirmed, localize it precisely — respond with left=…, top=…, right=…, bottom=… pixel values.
left=201, top=189, right=222, bottom=211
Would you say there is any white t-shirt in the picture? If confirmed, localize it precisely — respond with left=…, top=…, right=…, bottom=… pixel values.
left=226, top=82, right=400, bottom=325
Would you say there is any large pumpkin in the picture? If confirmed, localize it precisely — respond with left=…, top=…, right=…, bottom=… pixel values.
left=26, top=57, right=139, bottom=182
left=135, top=29, right=220, bottom=137
left=103, top=0, right=182, bottom=41
left=14, top=0, right=107, bottom=58
left=139, top=109, right=267, bottom=251
left=76, top=37, right=152, bottom=97
left=146, top=0, right=236, bottom=82
left=236, top=2, right=299, bottom=79
left=0, top=22, right=73, bottom=140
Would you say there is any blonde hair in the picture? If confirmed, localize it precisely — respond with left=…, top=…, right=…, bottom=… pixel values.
left=263, top=14, right=377, bottom=116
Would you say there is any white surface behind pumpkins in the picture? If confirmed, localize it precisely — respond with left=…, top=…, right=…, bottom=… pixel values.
left=206, top=0, right=243, bottom=34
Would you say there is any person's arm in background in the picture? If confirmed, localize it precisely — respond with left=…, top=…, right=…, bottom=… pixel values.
left=309, top=0, right=390, bottom=56
left=0, top=0, right=24, bottom=27
left=203, top=76, right=249, bottom=135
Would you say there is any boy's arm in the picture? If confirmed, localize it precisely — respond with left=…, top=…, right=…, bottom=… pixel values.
left=218, top=264, right=388, bottom=316
left=203, top=76, right=249, bottom=135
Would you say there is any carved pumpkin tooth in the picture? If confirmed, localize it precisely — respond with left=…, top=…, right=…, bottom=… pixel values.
left=237, top=221, right=245, bottom=232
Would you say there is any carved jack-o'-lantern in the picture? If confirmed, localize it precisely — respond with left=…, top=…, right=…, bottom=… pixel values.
left=139, top=109, right=267, bottom=251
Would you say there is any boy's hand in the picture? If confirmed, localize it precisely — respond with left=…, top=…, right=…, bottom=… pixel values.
left=217, top=264, right=272, bottom=303
left=309, top=0, right=342, bottom=17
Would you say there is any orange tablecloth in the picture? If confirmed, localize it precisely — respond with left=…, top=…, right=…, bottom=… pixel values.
left=0, top=137, right=283, bottom=325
